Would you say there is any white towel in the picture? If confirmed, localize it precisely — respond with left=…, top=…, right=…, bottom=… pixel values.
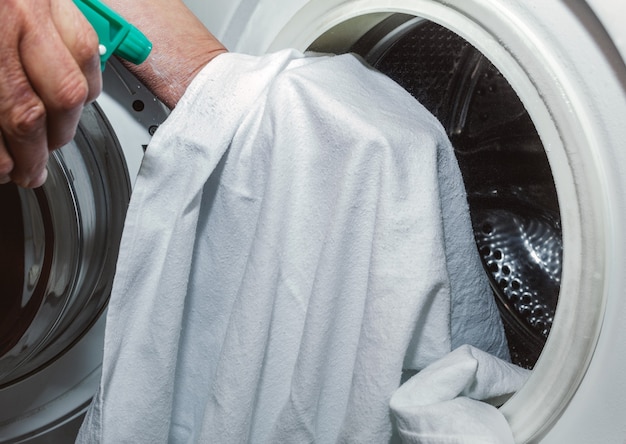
left=77, top=49, right=509, bottom=443
left=390, top=345, right=531, bottom=443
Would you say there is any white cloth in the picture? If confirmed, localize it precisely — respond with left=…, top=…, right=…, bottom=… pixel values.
left=77, top=49, right=509, bottom=443
left=390, top=345, right=531, bottom=444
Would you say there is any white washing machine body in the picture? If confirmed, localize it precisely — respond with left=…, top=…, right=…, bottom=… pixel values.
left=184, top=0, right=626, bottom=442
left=0, top=62, right=167, bottom=443
left=2, top=2, right=624, bottom=442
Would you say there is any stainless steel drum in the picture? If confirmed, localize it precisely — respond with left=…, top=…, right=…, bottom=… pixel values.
left=339, top=16, right=562, bottom=368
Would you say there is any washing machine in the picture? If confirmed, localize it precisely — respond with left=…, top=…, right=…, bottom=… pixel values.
left=0, top=61, right=168, bottom=443
left=1, top=0, right=625, bottom=442
left=182, top=0, right=626, bottom=442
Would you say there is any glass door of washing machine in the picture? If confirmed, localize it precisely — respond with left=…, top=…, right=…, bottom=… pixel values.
left=0, top=103, right=131, bottom=388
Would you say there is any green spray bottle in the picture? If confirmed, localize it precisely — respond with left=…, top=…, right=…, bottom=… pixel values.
left=73, top=0, right=152, bottom=70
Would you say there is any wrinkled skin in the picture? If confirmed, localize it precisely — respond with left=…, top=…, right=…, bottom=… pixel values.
left=0, top=0, right=226, bottom=188
left=0, top=0, right=101, bottom=187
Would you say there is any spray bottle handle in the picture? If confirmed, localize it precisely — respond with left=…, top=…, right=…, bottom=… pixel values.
left=73, top=0, right=152, bottom=71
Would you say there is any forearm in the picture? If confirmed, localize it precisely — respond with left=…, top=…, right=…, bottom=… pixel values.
left=104, top=0, right=227, bottom=108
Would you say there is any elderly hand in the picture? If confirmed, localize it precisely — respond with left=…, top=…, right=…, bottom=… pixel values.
left=0, top=0, right=101, bottom=188
left=1, top=0, right=225, bottom=188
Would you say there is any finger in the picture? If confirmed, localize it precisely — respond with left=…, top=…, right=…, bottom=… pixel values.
left=0, top=48, right=50, bottom=188
left=19, top=5, right=98, bottom=152
left=51, top=0, right=102, bottom=104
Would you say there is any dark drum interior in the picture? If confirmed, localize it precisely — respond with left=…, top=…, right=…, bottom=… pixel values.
left=0, top=184, right=28, bottom=354
left=0, top=185, right=53, bottom=357
left=347, top=16, right=562, bottom=368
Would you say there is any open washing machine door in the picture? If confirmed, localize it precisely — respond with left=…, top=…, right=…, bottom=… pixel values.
left=185, top=0, right=626, bottom=442
left=0, top=60, right=168, bottom=443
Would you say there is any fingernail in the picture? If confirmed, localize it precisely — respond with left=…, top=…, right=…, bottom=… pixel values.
left=15, top=168, right=48, bottom=188
left=30, top=168, right=49, bottom=188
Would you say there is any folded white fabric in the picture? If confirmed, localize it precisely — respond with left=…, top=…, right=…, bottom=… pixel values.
left=77, top=49, right=510, bottom=443
left=390, top=345, right=531, bottom=444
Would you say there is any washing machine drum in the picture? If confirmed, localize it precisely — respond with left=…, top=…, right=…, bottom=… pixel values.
left=0, top=104, right=130, bottom=387
left=341, top=17, right=561, bottom=368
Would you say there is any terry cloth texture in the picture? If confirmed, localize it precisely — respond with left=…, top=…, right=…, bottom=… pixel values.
left=391, top=345, right=531, bottom=443
left=77, top=49, right=510, bottom=443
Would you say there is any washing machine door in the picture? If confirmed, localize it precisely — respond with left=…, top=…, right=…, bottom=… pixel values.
left=0, top=62, right=168, bottom=443
left=184, top=0, right=626, bottom=442
left=0, top=104, right=128, bottom=443
left=0, top=104, right=129, bottom=387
